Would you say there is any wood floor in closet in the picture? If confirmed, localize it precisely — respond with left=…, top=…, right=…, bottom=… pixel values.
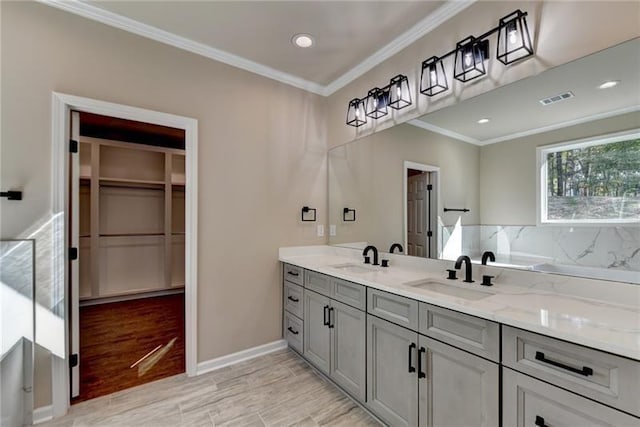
left=72, top=293, right=185, bottom=403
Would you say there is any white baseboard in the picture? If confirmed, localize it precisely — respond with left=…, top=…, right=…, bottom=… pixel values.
left=32, top=405, right=53, bottom=424
left=196, top=339, right=287, bottom=376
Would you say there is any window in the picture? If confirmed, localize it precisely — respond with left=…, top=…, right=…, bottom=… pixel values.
left=538, top=130, right=640, bottom=224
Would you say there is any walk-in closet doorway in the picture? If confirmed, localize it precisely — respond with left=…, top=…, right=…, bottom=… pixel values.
left=50, top=93, right=198, bottom=417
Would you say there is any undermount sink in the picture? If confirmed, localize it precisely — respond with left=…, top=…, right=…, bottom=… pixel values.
left=404, top=279, right=494, bottom=301
left=329, top=263, right=377, bottom=274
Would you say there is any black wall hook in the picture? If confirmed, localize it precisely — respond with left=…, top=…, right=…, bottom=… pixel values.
left=301, top=206, right=316, bottom=222
left=1, top=191, right=22, bottom=201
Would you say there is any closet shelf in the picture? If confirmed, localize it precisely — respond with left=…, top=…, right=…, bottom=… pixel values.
left=99, top=232, right=164, bottom=237
left=99, top=177, right=166, bottom=189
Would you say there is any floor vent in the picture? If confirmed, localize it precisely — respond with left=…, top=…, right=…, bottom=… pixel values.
left=539, top=91, right=574, bottom=106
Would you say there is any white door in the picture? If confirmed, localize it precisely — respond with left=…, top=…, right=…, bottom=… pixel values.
left=70, top=111, right=80, bottom=398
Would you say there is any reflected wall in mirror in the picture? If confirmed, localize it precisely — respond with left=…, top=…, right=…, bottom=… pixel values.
left=328, top=38, right=640, bottom=284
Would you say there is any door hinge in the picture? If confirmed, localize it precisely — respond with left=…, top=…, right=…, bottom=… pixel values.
left=69, top=139, right=78, bottom=153
left=427, top=231, right=433, bottom=237
left=69, top=247, right=78, bottom=261
left=427, top=184, right=433, bottom=191
left=69, top=353, right=78, bottom=368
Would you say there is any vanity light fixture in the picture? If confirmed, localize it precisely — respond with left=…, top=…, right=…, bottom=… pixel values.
left=346, top=98, right=367, bottom=127
left=292, top=33, right=315, bottom=48
left=420, top=56, right=448, bottom=96
left=496, top=10, right=533, bottom=65
left=365, top=87, right=389, bottom=119
left=412, top=9, right=534, bottom=104
left=388, top=74, right=412, bottom=110
left=454, top=36, right=488, bottom=82
left=598, top=80, right=620, bottom=89
left=346, top=75, right=412, bottom=127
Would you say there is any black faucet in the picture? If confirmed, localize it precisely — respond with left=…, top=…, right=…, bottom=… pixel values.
left=389, top=243, right=404, bottom=254
left=454, top=255, right=474, bottom=283
left=481, top=251, right=495, bottom=265
left=363, top=245, right=379, bottom=266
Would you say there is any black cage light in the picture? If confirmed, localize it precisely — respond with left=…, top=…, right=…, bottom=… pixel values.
left=454, top=36, right=488, bottom=82
left=388, top=74, right=412, bottom=110
left=365, top=87, right=389, bottom=119
left=346, top=98, right=367, bottom=127
left=420, top=56, right=448, bottom=96
left=497, top=10, right=533, bottom=65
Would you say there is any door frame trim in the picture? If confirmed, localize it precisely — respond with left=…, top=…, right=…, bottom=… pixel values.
left=403, top=161, right=440, bottom=258
left=51, top=92, right=198, bottom=416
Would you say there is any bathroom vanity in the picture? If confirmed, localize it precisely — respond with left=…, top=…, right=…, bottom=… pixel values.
left=280, top=246, right=640, bottom=427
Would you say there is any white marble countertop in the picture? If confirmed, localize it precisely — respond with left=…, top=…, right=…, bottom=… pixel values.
left=279, top=245, right=640, bottom=361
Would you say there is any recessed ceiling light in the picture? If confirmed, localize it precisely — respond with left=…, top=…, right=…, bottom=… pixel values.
left=292, top=34, right=314, bottom=48
left=597, top=80, right=620, bottom=89
left=477, top=118, right=491, bottom=124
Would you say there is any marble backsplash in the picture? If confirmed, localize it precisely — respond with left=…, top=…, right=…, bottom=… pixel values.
left=441, top=224, right=640, bottom=273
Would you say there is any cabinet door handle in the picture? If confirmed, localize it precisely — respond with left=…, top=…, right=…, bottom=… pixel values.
left=328, top=307, right=335, bottom=328
left=287, top=296, right=299, bottom=302
left=534, top=416, right=547, bottom=427
left=535, top=351, right=594, bottom=376
left=408, top=343, right=416, bottom=373
left=287, top=326, right=299, bottom=335
left=287, top=271, right=299, bottom=277
left=323, top=305, right=329, bottom=326
left=418, top=347, right=426, bottom=379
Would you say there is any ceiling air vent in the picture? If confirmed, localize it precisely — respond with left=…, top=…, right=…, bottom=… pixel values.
left=539, top=91, right=574, bottom=106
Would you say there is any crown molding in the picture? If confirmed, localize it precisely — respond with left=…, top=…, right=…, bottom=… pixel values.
left=37, top=0, right=473, bottom=98
left=322, top=0, right=476, bottom=96
left=407, top=119, right=481, bottom=145
left=409, top=105, right=640, bottom=147
left=37, top=0, right=326, bottom=95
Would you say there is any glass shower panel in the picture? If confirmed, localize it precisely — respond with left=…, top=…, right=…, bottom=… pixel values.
left=1, top=239, right=35, bottom=427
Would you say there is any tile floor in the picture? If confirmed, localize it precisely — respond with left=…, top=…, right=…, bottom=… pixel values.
left=41, top=349, right=380, bottom=426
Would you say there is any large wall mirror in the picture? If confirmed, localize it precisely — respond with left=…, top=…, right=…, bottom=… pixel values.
left=328, top=37, right=639, bottom=284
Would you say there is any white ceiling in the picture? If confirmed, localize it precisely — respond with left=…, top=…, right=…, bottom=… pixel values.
left=40, top=0, right=476, bottom=95
left=412, top=38, right=640, bottom=145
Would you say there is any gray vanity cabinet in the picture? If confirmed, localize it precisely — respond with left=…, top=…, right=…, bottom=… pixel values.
left=418, top=335, right=499, bottom=427
left=330, top=299, right=366, bottom=401
left=303, top=289, right=331, bottom=373
left=367, top=314, right=419, bottom=427
left=303, top=289, right=366, bottom=401
left=503, top=368, right=639, bottom=427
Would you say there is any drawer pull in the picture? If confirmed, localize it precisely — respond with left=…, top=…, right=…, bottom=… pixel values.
left=287, top=271, right=299, bottom=277
left=534, top=416, right=547, bottom=427
left=287, top=296, right=299, bottom=302
left=408, top=343, right=416, bottom=373
left=535, top=351, right=594, bottom=376
left=418, top=347, right=426, bottom=379
left=323, top=305, right=329, bottom=326
left=287, top=326, right=299, bottom=335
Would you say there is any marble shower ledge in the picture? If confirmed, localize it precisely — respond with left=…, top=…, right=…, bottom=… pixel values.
left=279, top=245, right=640, bottom=361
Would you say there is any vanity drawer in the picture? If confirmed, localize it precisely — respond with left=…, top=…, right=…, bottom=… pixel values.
left=503, top=326, right=640, bottom=416
left=305, top=270, right=332, bottom=297
left=418, top=303, right=499, bottom=362
left=367, top=288, right=418, bottom=330
left=503, top=368, right=639, bottom=426
left=283, top=281, right=303, bottom=318
left=284, top=311, right=303, bottom=354
left=332, top=278, right=365, bottom=310
left=283, top=263, right=303, bottom=286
